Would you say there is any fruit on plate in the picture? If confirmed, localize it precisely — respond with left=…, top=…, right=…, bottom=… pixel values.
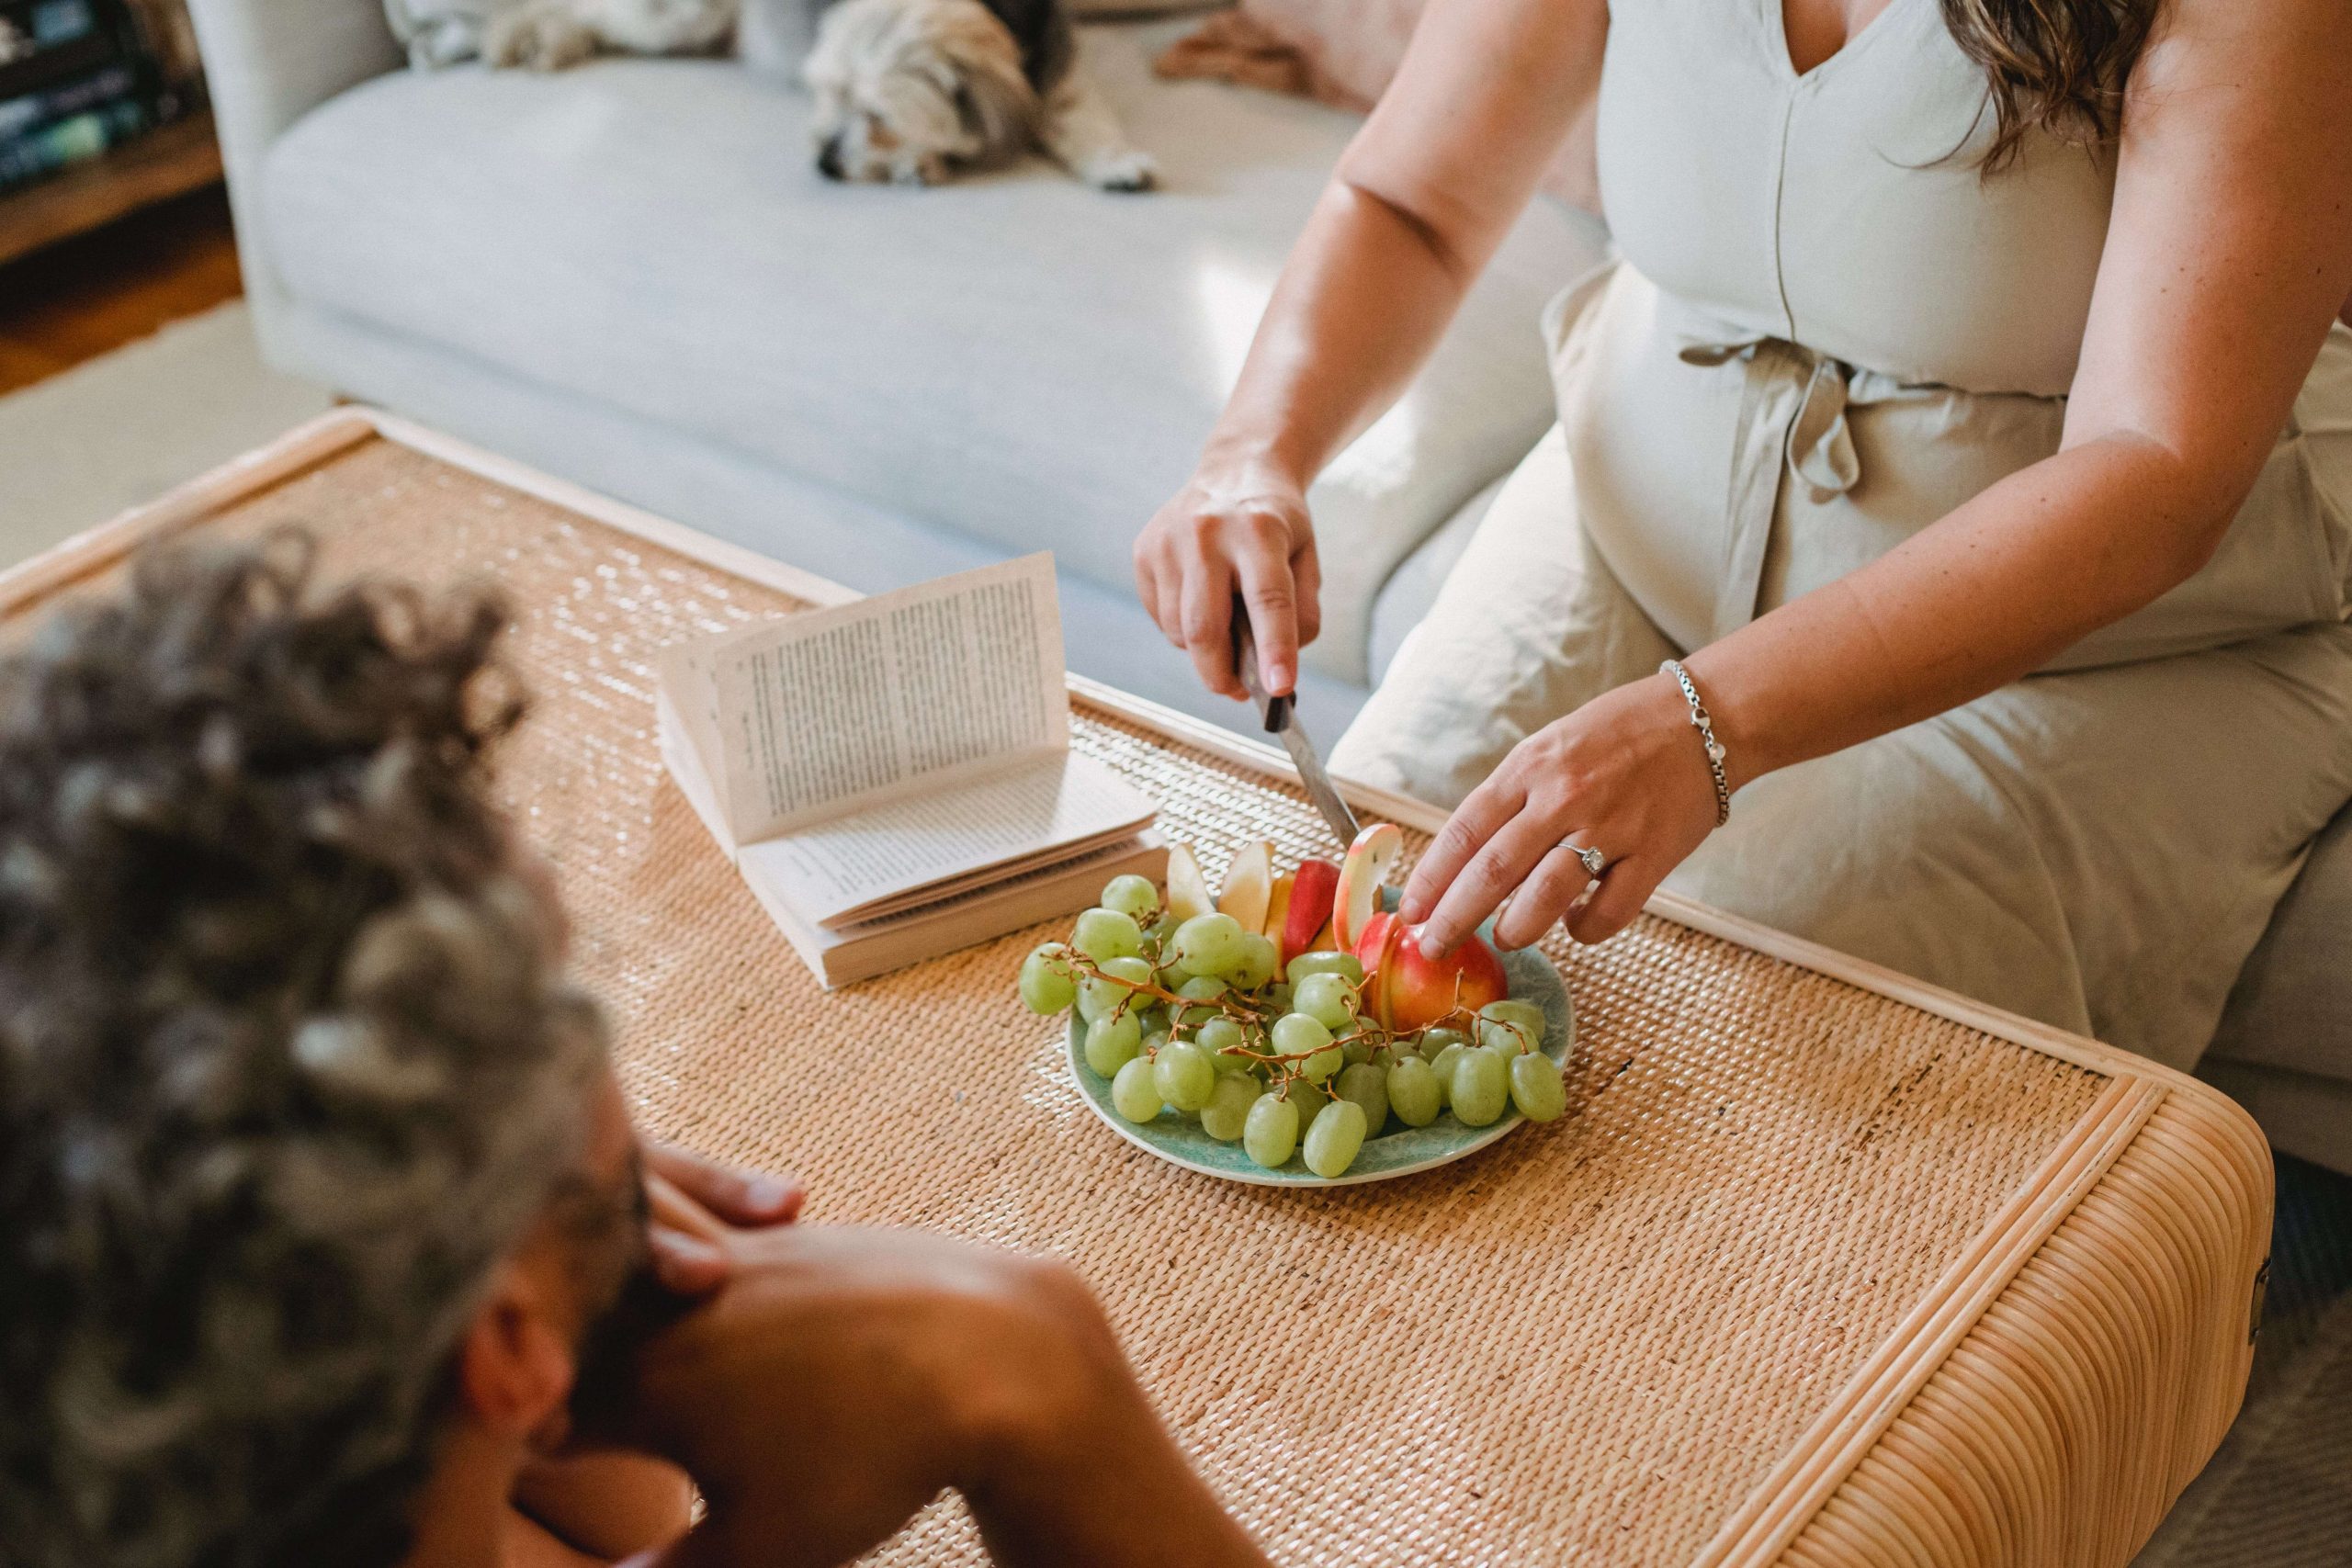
left=1163, top=843, right=1216, bottom=924
left=1019, top=840, right=1566, bottom=1179
left=1351, top=909, right=1509, bottom=1033
left=1216, top=840, right=1273, bottom=933
left=1331, top=822, right=1403, bottom=952
left=1272, top=858, right=1339, bottom=965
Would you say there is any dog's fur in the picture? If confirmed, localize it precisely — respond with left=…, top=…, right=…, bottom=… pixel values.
left=762, top=0, right=1150, bottom=189
left=469, top=0, right=1154, bottom=190
left=483, top=0, right=738, bottom=70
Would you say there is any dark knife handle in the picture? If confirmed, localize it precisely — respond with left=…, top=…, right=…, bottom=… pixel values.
left=1231, top=604, right=1292, bottom=735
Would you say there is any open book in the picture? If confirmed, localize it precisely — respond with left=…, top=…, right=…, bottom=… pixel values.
left=656, top=554, right=1165, bottom=987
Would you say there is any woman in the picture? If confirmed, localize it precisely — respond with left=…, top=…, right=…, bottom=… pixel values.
left=1133, top=0, right=2352, bottom=1069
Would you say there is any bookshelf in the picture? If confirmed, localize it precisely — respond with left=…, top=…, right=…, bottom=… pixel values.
left=0, top=107, right=220, bottom=267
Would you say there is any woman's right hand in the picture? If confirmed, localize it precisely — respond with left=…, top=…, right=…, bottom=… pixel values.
left=1134, top=463, right=1320, bottom=702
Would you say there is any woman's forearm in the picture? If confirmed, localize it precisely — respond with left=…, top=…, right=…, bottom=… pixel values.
left=1201, top=0, right=1603, bottom=486
left=1202, top=179, right=1480, bottom=486
left=1690, top=435, right=2235, bottom=786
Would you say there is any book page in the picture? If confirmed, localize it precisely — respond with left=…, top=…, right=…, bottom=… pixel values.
left=654, top=639, right=729, bottom=834
left=739, top=750, right=1155, bottom=927
left=707, top=554, right=1069, bottom=841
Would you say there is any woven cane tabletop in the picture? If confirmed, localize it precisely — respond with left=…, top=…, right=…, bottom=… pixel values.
left=6, top=425, right=2271, bottom=1568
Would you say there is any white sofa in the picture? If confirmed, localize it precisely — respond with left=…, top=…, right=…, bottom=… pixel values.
left=183, top=0, right=2351, bottom=1174
left=186, top=0, right=1607, bottom=746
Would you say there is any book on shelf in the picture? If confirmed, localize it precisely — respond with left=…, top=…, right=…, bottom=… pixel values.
left=657, top=552, right=1165, bottom=988
left=0, top=58, right=134, bottom=136
left=0, top=0, right=162, bottom=193
left=0, top=2, right=118, bottom=104
left=0, top=93, right=144, bottom=189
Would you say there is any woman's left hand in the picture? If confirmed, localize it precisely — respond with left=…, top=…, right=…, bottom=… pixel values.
left=1397, top=674, right=1722, bottom=958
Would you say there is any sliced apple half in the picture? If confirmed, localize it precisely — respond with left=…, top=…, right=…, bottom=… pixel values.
left=1331, top=821, right=1404, bottom=953
left=1280, top=858, right=1340, bottom=965
left=1164, top=843, right=1215, bottom=924
left=1217, top=840, right=1274, bottom=934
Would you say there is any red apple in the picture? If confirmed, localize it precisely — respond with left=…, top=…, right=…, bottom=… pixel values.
left=1353, top=910, right=1508, bottom=1032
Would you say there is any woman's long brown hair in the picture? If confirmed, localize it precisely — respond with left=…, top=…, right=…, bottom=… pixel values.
left=1939, top=0, right=2162, bottom=167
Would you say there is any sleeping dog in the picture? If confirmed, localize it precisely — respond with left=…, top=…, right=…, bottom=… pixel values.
left=429, top=0, right=1155, bottom=190
left=745, top=0, right=1156, bottom=190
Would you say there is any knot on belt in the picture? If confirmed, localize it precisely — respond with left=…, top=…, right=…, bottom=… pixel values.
left=1676, top=333, right=1867, bottom=637
left=1679, top=334, right=1861, bottom=502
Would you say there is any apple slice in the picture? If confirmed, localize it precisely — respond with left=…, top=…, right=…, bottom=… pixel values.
left=1164, top=843, right=1215, bottom=924
left=1262, top=874, right=1295, bottom=945
left=1280, top=858, right=1340, bottom=965
left=1331, top=822, right=1404, bottom=953
left=1217, top=840, right=1274, bottom=934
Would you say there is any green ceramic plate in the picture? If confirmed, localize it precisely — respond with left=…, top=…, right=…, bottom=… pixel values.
left=1068, top=915, right=1573, bottom=1188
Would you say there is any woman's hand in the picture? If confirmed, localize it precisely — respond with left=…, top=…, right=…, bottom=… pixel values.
left=1398, top=675, right=1720, bottom=956
left=640, top=1139, right=804, bottom=1296
left=1134, top=463, right=1320, bottom=701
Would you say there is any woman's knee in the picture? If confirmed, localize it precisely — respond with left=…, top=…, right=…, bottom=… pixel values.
left=1662, top=730, right=2092, bottom=1032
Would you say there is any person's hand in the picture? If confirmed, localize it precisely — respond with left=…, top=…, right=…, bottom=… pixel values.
left=639, top=1139, right=803, bottom=1296
left=1134, top=463, right=1321, bottom=700
left=1398, top=674, right=1721, bottom=956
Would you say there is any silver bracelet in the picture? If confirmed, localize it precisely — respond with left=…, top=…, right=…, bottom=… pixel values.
left=1660, top=659, right=1731, bottom=827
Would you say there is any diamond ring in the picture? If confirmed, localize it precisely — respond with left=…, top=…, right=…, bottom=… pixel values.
left=1573, top=842, right=1606, bottom=877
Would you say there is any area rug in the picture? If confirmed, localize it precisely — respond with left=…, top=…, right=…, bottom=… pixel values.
left=0, top=299, right=333, bottom=570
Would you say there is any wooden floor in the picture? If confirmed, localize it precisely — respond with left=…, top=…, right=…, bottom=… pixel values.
left=0, top=184, right=243, bottom=397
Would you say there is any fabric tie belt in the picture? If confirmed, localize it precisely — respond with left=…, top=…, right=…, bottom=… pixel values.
left=1679, top=333, right=1863, bottom=638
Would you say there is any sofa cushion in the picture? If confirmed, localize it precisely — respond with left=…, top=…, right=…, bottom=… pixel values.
left=2204, top=802, right=2352, bottom=1173
left=1230, top=0, right=1600, bottom=210
left=260, top=20, right=1600, bottom=687
left=1367, top=466, right=1505, bottom=685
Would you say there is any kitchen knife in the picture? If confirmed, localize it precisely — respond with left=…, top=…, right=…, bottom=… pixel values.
left=1234, top=613, right=1362, bottom=849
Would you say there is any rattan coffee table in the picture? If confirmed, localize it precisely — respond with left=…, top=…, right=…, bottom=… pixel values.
left=6, top=412, right=2270, bottom=1568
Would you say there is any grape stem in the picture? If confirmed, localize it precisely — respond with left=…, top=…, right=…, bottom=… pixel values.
left=1060, top=944, right=1532, bottom=1095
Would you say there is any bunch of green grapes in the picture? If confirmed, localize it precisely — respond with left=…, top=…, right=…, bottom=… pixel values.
left=1019, top=874, right=1570, bottom=1179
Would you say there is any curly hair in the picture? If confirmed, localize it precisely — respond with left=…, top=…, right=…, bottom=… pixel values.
left=0, top=534, right=611, bottom=1568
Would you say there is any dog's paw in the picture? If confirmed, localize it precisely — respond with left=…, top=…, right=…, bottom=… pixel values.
left=484, top=6, right=599, bottom=69
left=1081, top=149, right=1158, bottom=193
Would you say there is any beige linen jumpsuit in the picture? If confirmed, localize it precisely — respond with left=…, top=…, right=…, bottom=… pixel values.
left=1329, top=0, right=2352, bottom=1071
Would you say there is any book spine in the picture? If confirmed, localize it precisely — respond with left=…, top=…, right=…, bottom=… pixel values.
left=0, top=0, right=102, bottom=48
left=0, top=94, right=146, bottom=191
left=0, top=2, right=112, bottom=107
left=0, top=57, right=132, bottom=137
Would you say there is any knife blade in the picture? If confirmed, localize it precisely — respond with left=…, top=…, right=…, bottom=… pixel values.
left=1235, top=612, right=1362, bottom=850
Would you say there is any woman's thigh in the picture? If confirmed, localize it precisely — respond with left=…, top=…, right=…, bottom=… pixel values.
left=1331, top=425, right=1678, bottom=808
left=1665, top=618, right=2352, bottom=1071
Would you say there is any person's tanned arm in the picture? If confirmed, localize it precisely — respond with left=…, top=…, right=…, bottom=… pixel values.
left=596, top=1225, right=1268, bottom=1568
